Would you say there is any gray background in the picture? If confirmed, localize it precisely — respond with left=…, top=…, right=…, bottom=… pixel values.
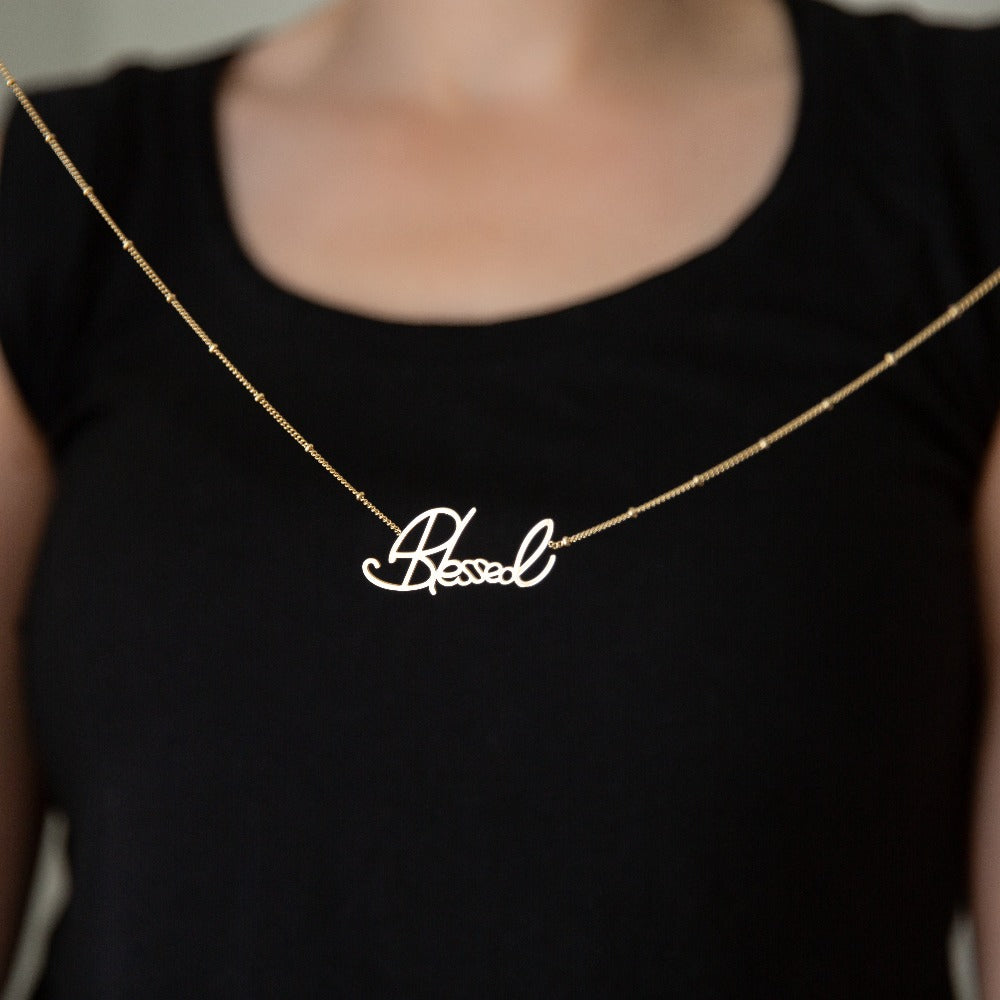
left=2, top=0, right=1000, bottom=998
left=3, top=0, right=1000, bottom=86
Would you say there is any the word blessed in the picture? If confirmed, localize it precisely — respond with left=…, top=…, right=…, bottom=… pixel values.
left=362, top=507, right=556, bottom=595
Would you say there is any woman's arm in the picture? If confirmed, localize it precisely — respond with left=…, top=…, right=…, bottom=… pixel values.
left=0, top=187, right=55, bottom=978
left=972, top=417, right=1000, bottom=999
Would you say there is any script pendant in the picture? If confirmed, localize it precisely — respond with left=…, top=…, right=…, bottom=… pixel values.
left=362, top=507, right=556, bottom=594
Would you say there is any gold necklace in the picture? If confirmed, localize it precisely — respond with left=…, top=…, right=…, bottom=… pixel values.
left=4, top=59, right=1000, bottom=594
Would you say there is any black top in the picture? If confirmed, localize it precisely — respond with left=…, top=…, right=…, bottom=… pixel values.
left=3, top=1, right=1000, bottom=996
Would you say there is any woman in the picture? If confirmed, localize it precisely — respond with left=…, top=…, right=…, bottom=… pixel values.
left=2, top=0, right=999, bottom=994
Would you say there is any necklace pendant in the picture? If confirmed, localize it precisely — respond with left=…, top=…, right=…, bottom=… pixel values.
left=362, top=507, right=556, bottom=594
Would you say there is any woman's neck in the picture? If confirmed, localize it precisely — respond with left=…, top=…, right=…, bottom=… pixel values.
left=256, top=0, right=773, bottom=109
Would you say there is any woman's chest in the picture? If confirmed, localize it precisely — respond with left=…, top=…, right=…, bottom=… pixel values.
left=214, top=58, right=797, bottom=324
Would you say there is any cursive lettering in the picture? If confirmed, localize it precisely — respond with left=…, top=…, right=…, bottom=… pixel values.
left=362, top=507, right=556, bottom=594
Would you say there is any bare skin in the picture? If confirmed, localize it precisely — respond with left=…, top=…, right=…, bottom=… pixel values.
left=2, top=0, right=999, bottom=990
left=0, top=329, right=52, bottom=980
left=974, top=440, right=1000, bottom=1000
left=216, top=0, right=800, bottom=323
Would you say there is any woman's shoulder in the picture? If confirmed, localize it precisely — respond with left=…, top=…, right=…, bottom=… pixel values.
left=0, top=50, right=230, bottom=438
left=1, top=46, right=236, bottom=256
left=799, top=0, right=1000, bottom=93
left=4, top=49, right=232, bottom=166
left=800, top=0, right=1000, bottom=44
left=796, top=1, right=1000, bottom=226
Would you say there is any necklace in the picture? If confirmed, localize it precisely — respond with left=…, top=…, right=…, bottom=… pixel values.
left=4, top=59, right=1000, bottom=594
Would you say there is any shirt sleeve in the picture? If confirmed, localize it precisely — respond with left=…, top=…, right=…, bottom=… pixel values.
left=0, top=74, right=115, bottom=443
left=918, top=19, right=1000, bottom=426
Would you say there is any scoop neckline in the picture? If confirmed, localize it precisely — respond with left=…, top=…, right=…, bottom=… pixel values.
left=197, top=0, right=817, bottom=335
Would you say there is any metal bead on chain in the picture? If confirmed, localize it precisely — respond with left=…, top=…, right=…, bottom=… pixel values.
left=2, top=55, right=1000, bottom=555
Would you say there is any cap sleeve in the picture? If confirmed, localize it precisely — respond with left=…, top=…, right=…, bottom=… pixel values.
left=0, top=71, right=129, bottom=443
left=918, top=20, right=1000, bottom=425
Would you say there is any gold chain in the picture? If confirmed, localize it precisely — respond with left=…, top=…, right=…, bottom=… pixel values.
left=4, top=58, right=1000, bottom=552
left=1, top=60, right=400, bottom=535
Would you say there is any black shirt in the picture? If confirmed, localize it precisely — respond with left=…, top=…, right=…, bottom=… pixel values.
left=2, top=1, right=1000, bottom=995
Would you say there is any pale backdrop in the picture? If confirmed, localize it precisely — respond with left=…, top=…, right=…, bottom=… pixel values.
left=1, top=0, right=1000, bottom=999
left=2, top=0, right=1000, bottom=85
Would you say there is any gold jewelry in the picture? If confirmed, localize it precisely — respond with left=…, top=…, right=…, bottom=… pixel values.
left=4, top=59, right=1000, bottom=592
